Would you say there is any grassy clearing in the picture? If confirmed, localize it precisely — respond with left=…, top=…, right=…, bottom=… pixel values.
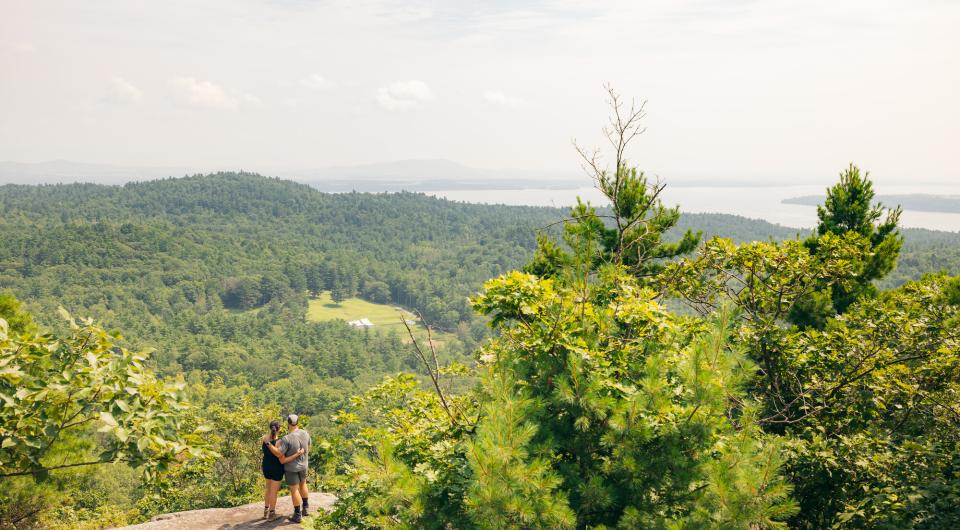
left=306, top=292, right=455, bottom=345
left=307, top=291, right=416, bottom=331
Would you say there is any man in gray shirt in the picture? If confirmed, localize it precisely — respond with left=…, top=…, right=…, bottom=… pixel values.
left=278, top=414, right=311, bottom=522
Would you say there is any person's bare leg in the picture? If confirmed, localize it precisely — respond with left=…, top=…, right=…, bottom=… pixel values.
left=291, top=483, right=302, bottom=509
left=269, top=480, right=281, bottom=511
left=299, top=480, right=310, bottom=515
left=299, top=480, right=309, bottom=502
left=263, top=479, right=271, bottom=518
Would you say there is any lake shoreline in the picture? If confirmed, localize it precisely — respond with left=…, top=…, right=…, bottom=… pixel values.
left=422, top=186, right=960, bottom=233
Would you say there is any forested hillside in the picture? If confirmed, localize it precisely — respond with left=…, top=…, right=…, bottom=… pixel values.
left=1, top=172, right=959, bottom=528
left=0, top=173, right=956, bottom=401
left=0, top=173, right=553, bottom=328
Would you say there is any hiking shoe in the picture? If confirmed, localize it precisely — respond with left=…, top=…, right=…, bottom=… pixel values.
left=263, top=506, right=269, bottom=519
left=289, top=512, right=302, bottom=523
left=302, top=506, right=309, bottom=517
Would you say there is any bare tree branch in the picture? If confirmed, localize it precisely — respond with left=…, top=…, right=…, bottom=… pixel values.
left=401, top=312, right=458, bottom=425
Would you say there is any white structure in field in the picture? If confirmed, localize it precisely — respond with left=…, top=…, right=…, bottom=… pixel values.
left=348, top=318, right=374, bottom=328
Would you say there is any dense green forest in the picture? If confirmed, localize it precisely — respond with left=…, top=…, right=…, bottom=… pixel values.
left=0, top=174, right=953, bottom=397
left=1, top=169, right=959, bottom=529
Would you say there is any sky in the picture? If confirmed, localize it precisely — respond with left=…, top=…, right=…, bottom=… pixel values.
left=1, top=0, right=959, bottom=184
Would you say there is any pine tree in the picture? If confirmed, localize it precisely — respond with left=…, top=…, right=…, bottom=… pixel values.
left=463, top=369, right=575, bottom=529
left=331, top=285, right=346, bottom=304
left=318, top=89, right=797, bottom=530
left=469, top=271, right=798, bottom=528
left=790, top=163, right=902, bottom=328
left=528, top=86, right=700, bottom=281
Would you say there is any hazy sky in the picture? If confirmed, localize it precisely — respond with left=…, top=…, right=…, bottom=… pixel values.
left=2, top=0, right=958, bottom=183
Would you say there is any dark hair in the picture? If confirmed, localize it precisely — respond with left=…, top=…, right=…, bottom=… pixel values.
left=269, top=420, right=281, bottom=437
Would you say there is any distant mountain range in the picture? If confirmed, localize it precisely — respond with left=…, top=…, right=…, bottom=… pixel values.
left=783, top=194, right=960, bottom=214
left=1, top=159, right=850, bottom=190
left=284, top=159, right=585, bottom=191
left=0, top=159, right=583, bottom=189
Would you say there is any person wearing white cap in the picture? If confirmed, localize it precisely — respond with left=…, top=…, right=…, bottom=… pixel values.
left=276, top=413, right=311, bottom=522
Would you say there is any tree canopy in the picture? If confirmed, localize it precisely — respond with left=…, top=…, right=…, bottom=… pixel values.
left=312, top=150, right=959, bottom=529
left=789, top=163, right=903, bottom=328
left=0, top=136, right=958, bottom=527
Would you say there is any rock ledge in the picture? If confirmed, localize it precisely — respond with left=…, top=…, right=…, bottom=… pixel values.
left=115, top=493, right=336, bottom=529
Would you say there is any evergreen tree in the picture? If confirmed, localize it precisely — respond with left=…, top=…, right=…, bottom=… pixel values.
left=666, top=228, right=960, bottom=527
left=330, top=286, right=347, bottom=304
left=306, top=263, right=324, bottom=296
left=362, top=281, right=391, bottom=304
left=790, top=163, right=902, bottom=328
left=462, top=369, right=575, bottom=529
left=469, top=272, right=799, bottom=529
left=527, top=87, right=700, bottom=281
left=283, top=262, right=308, bottom=293
left=259, top=272, right=289, bottom=304
left=318, top=92, right=796, bottom=530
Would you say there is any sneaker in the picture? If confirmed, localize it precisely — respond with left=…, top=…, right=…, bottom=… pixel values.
left=267, top=509, right=276, bottom=520
left=289, top=512, right=302, bottom=523
left=263, top=506, right=269, bottom=519
left=302, top=505, right=309, bottom=517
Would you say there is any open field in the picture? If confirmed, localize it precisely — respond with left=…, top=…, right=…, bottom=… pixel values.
left=307, top=291, right=417, bottom=330
left=306, top=292, right=455, bottom=345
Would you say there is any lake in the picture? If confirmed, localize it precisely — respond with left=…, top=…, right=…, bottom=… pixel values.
left=425, top=184, right=960, bottom=232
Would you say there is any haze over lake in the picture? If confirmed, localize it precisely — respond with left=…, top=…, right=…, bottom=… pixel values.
left=426, top=184, right=960, bottom=232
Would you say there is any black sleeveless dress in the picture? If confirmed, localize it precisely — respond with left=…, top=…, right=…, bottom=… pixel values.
left=262, top=438, right=284, bottom=481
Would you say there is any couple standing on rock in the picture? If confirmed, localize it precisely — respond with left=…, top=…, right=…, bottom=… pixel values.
left=261, top=414, right=312, bottom=522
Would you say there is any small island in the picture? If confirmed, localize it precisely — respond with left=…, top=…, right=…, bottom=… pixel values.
left=783, top=193, right=960, bottom=214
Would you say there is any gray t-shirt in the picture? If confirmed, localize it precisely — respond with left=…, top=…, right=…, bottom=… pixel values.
left=279, top=429, right=310, bottom=472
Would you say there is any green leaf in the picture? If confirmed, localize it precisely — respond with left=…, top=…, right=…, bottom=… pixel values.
left=100, top=411, right=119, bottom=427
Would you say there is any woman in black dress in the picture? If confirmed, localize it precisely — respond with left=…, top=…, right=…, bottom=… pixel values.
left=261, top=420, right=303, bottom=519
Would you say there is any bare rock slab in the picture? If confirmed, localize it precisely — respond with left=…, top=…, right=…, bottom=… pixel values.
left=115, top=493, right=337, bottom=529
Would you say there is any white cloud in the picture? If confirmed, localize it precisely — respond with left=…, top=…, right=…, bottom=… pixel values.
left=167, top=77, right=261, bottom=110
left=103, top=76, right=143, bottom=104
left=300, top=73, right=334, bottom=90
left=4, top=0, right=960, bottom=183
left=376, top=80, right=434, bottom=110
left=483, top=90, right=523, bottom=108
